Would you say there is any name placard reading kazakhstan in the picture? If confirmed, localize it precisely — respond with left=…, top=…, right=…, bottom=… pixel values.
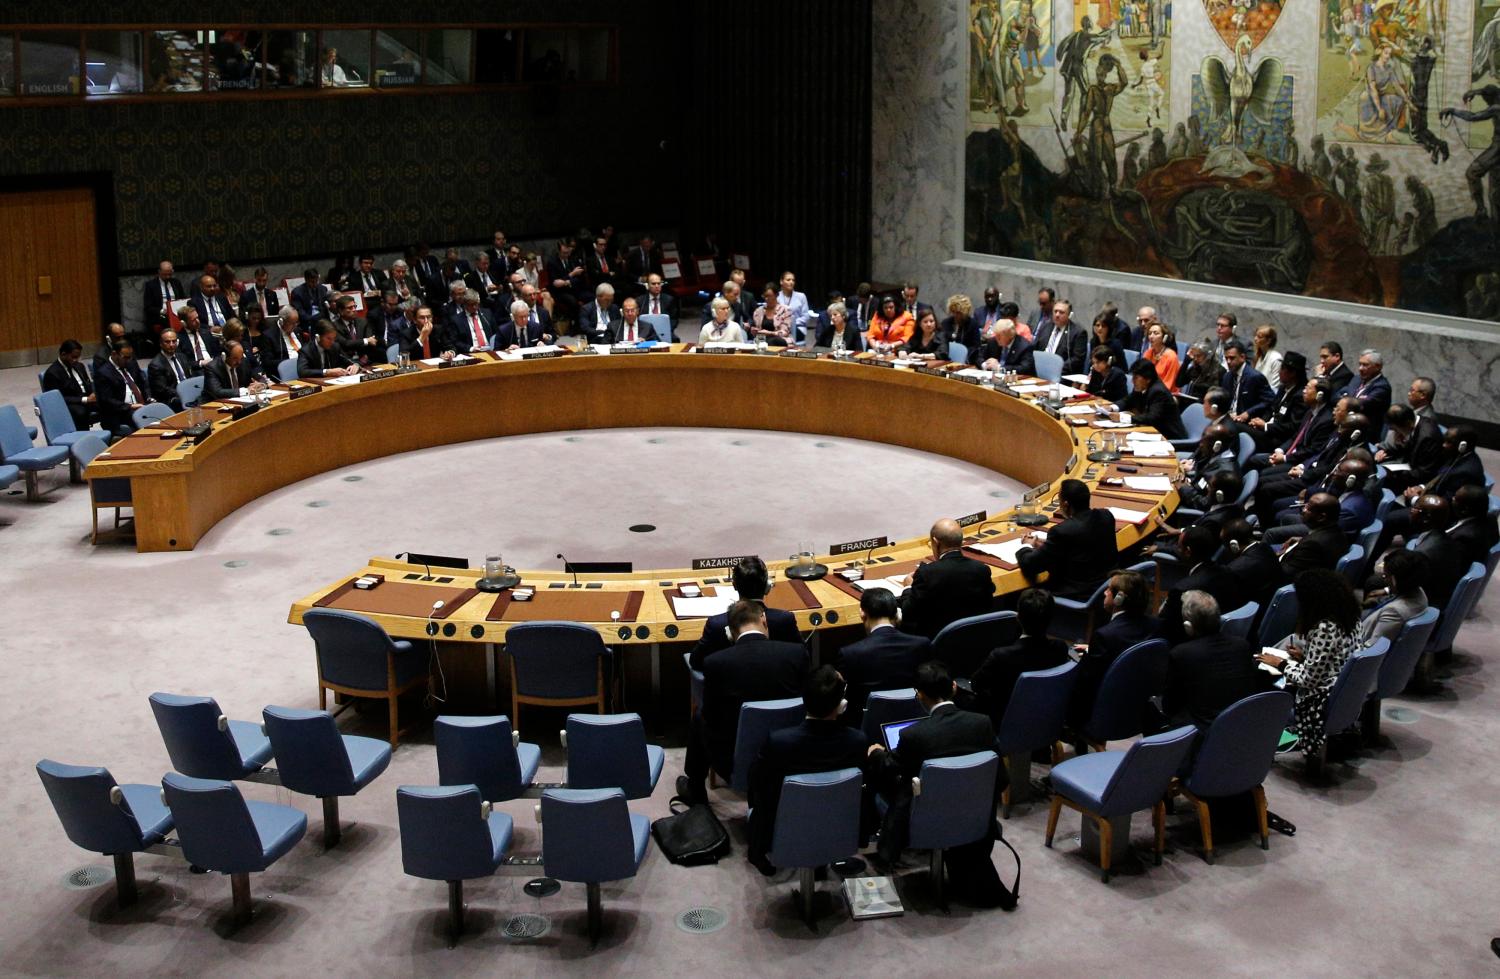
left=691, top=554, right=760, bottom=571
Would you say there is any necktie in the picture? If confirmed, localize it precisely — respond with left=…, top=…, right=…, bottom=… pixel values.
left=287, top=330, right=300, bottom=353
left=70, top=366, right=85, bottom=392
left=626, top=321, right=636, bottom=342
left=364, top=273, right=375, bottom=291
left=1287, top=409, right=1317, bottom=454
left=208, top=300, right=222, bottom=327
left=258, top=290, right=267, bottom=315
left=1048, top=326, right=1062, bottom=355
left=1230, top=368, right=1241, bottom=414
left=422, top=334, right=431, bottom=358
left=189, top=331, right=205, bottom=361
left=172, top=356, right=185, bottom=382
left=120, top=365, right=143, bottom=404
left=163, top=280, right=174, bottom=302
left=599, top=254, right=609, bottom=274
left=470, top=314, right=485, bottom=348
left=651, top=297, right=660, bottom=315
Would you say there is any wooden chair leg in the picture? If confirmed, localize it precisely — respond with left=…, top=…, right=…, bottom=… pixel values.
left=1152, top=801, right=1166, bottom=866
left=1252, top=784, right=1269, bottom=850
left=1194, top=798, right=1214, bottom=864
left=1044, top=796, right=1063, bottom=847
left=319, top=685, right=327, bottom=711
left=388, top=695, right=400, bottom=749
left=1097, top=815, right=1113, bottom=882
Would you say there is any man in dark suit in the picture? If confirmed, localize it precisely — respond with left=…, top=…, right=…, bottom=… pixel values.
left=174, top=307, right=220, bottom=369
left=1408, top=494, right=1470, bottom=611
left=900, top=281, right=934, bottom=326
left=583, top=235, right=619, bottom=293
left=1267, top=457, right=1375, bottom=543
left=1159, top=526, right=1242, bottom=644
left=444, top=291, right=496, bottom=355
left=363, top=292, right=406, bottom=362
left=146, top=329, right=199, bottom=410
left=1246, top=353, right=1309, bottom=449
left=1068, top=568, right=1162, bottom=729
left=689, top=557, right=801, bottom=670
left=639, top=273, right=677, bottom=330
left=1316, top=341, right=1354, bottom=395
left=1449, top=485, right=1500, bottom=567
left=1028, top=287, right=1056, bottom=339
left=867, top=662, right=1003, bottom=863
left=142, top=260, right=185, bottom=327
left=625, top=236, right=662, bottom=287
left=1018, top=479, right=1118, bottom=601
left=1163, top=591, right=1273, bottom=728
left=1124, top=360, right=1187, bottom=439
left=1343, top=349, right=1393, bottom=424
left=484, top=231, right=510, bottom=272
left=1220, top=340, right=1273, bottom=419
left=411, top=243, right=445, bottom=301
left=93, top=341, right=153, bottom=434
left=978, top=321, right=1036, bottom=376
left=971, top=587, right=1070, bottom=723
left=614, top=298, right=658, bottom=343
left=256, top=309, right=307, bottom=376
left=493, top=302, right=552, bottom=350
left=545, top=238, right=588, bottom=303
left=238, top=267, right=282, bottom=320
left=745, top=666, right=871, bottom=874
left=1376, top=404, right=1443, bottom=493
left=201, top=341, right=265, bottom=401
left=464, top=253, right=506, bottom=313
left=1250, top=376, right=1335, bottom=470
left=1176, top=424, right=1243, bottom=511
left=1277, top=493, right=1348, bottom=578
left=849, top=283, right=878, bottom=335
left=1220, top=519, right=1284, bottom=606
left=328, top=295, right=375, bottom=363
left=1256, top=412, right=1367, bottom=520
left=298, top=322, right=359, bottom=379
left=833, top=587, right=932, bottom=721
left=578, top=284, right=621, bottom=345
left=678, top=601, right=810, bottom=804
left=290, top=269, right=332, bottom=326
left=188, top=274, right=236, bottom=334
left=349, top=254, right=388, bottom=301
left=386, top=260, right=425, bottom=306
left=1415, top=426, right=1487, bottom=500
left=41, top=340, right=97, bottom=430
left=900, top=518, right=997, bottom=639
left=1031, top=299, right=1090, bottom=374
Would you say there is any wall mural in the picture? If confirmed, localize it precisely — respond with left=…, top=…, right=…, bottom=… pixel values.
left=964, top=0, right=1500, bottom=321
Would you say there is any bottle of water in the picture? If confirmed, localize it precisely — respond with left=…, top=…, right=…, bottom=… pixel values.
left=832, top=331, right=845, bottom=358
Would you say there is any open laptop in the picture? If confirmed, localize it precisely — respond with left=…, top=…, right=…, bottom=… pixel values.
left=880, top=718, right=920, bottom=752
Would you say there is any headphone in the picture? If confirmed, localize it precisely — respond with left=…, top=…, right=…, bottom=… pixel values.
left=1225, top=538, right=1243, bottom=555
left=1213, top=486, right=1225, bottom=504
left=1458, top=438, right=1472, bottom=454
left=1314, top=385, right=1327, bottom=403
left=1344, top=471, right=1359, bottom=490
left=1181, top=619, right=1194, bottom=638
left=1348, top=428, right=1363, bottom=444
left=1211, top=438, right=1225, bottom=453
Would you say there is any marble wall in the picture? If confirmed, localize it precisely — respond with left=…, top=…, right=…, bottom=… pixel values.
left=872, top=0, right=1500, bottom=429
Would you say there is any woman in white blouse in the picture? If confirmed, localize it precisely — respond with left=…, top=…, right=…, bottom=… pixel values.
left=698, top=297, right=746, bottom=344
left=1253, top=324, right=1283, bottom=390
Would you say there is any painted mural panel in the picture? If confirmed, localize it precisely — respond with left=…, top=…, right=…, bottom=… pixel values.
left=970, top=0, right=1059, bottom=128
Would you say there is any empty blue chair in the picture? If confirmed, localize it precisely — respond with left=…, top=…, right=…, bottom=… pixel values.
left=1055, top=561, right=1156, bottom=643
left=729, top=698, right=805, bottom=793
left=1236, top=431, right=1255, bottom=466
left=1362, top=607, right=1440, bottom=742
left=1427, top=562, right=1486, bottom=658
left=683, top=650, right=705, bottom=715
left=540, top=787, right=650, bottom=944
left=33, top=388, right=98, bottom=454
left=1033, top=350, right=1064, bottom=382
left=0, top=403, right=69, bottom=501
left=261, top=706, right=392, bottom=846
left=948, top=340, right=970, bottom=364
left=1472, top=539, right=1500, bottom=615
left=1123, top=349, right=1140, bottom=368
left=932, top=610, right=1018, bottom=678
left=1257, top=583, right=1299, bottom=647
left=767, top=768, right=863, bottom=926
left=1375, top=488, right=1399, bottom=521
left=1170, top=402, right=1209, bottom=453
left=435, top=714, right=540, bottom=803
left=73, top=435, right=132, bottom=543
left=36, top=760, right=175, bottom=908
left=996, top=661, right=1077, bottom=816
left=506, top=621, right=612, bottom=729
left=1335, top=544, right=1365, bottom=589
left=0, top=463, right=18, bottom=494
left=131, top=403, right=173, bottom=427
left=1172, top=690, right=1293, bottom=863
left=1220, top=600, right=1260, bottom=641
left=1309, top=641, right=1387, bottom=776
left=177, top=375, right=205, bottom=408
left=640, top=312, right=672, bottom=343
left=277, top=358, right=298, bottom=382
left=149, top=692, right=273, bottom=780
left=563, top=713, right=664, bottom=799
left=303, top=608, right=427, bottom=748
left=1083, top=638, right=1169, bottom=749
left=1356, top=519, right=1383, bottom=577
left=397, top=784, right=514, bottom=945
left=385, top=342, right=400, bottom=364
left=1045, top=725, right=1198, bottom=882
left=861, top=688, right=924, bottom=742
left=160, top=773, right=306, bottom=925
left=909, top=751, right=1001, bottom=907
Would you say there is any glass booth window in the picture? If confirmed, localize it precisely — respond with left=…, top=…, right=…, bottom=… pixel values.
left=523, top=29, right=612, bottom=84
left=265, top=31, right=316, bottom=89
left=372, top=29, right=421, bottom=88
left=84, top=32, right=144, bottom=95
left=474, top=29, right=518, bottom=84
left=319, top=30, right=371, bottom=88
left=424, top=29, right=473, bottom=85
left=20, top=31, right=82, bottom=96
left=573, top=29, right=612, bottom=83
left=206, top=29, right=261, bottom=91
left=147, top=30, right=203, bottom=92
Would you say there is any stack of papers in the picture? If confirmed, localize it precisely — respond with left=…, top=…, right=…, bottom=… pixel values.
left=969, top=536, right=1040, bottom=563
left=951, top=368, right=992, bottom=381
left=1126, top=431, right=1167, bottom=443
left=701, top=342, right=757, bottom=352
left=1126, top=442, right=1175, bottom=457
left=324, top=375, right=362, bottom=386
left=1062, top=373, right=1091, bottom=385
left=1122, top=475, right=1174, bottom=492
left=670, top=594, right=736, bottom=617
left=1105, top=505, right=1154, bottom=525
left=1058, top=404, right=1098, bottom=416
left=852, top=576, right=910, bottom=595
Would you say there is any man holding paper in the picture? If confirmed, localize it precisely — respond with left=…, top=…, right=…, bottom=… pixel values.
left=899, top=518, right=996, bottom=639
left=1018, top=479, right=1118, bottom=600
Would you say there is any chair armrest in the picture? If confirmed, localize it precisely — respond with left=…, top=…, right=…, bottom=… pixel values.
left=911, top=776, right=922, bottom=797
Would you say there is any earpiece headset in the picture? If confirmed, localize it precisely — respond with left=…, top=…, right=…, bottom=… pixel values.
left=1344, top=471, right=1359, bottom=490
left=1225, top=538, right=1244, bottom=555
left=1214, top=486, right=1226, bottom=504
left=1211, top=438, right=1225, bottom=453
left=1348, top=428, right=1363, bottom=444
left=1458, top=438, right=1472, bottom=454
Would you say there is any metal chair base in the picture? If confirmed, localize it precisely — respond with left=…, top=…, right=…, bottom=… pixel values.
left=113, top=852, right=138, bottom=908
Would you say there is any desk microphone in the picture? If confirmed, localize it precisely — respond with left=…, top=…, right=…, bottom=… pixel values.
left=399, top=551, right=435, bottom=581
left=557, top=553, right=579, bottom=587
left=860, top=536, right=892, bottom=568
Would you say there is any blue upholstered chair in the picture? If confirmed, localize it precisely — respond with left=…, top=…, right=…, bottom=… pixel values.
left=1363, top=606, right=1440, bottom=743
left=1045, top=725, right=1198, bottom=882
left=435, top=715, right=540, bottom=803
left=1032, top=351, right=1064, bottom=382
left=684, top=651, right=705, bottom=715
left=1355, top=519, right=1383, bottom=578
left=176, top=375, right=205, bottom=408
left=1171, top=402, right=1209, bottom=454
left=396, top=784, right=514, bottom=946
left=948, top=340, right=970, bottom=364
left=860, top=688, right=924, bottom=743
left=562, top=713, right=664, bottom=800
left=908, top=751, right=1001, bottom=907
left=72, top=435, right=132, bottom=543
left=540, top=787, right=650, bottom=944
left=0, top=403, right=69, bottom=501
left=1375, top=488, right=1399, bottom=521
left=506, top=621, right=612, bottom=729
left=1335, top=544, right=1366, bottom=590
left=149, top=692, right=273, bottom=780
left=131, top=403, right=173, bottom=427
left=1220, top=601, right=1260, bottom=641
left=996, top=661, right=1077, bottom=816
left=639, top=312, right=672, bottom=342
left=766, top=768, right=863, bottom=926
left=931, top=610, right=1018, bottom=678
left=260, top=706, right=392, bottom=846
left=1309, top=641, right=1387, bottom=776
left=160, top=773, right=307, bottom=925
left=1257, top=584, right=1299, bottom=647
left=1083, top=638, right=1169, bottom=749
left=1474, top=540, right=1500, bottom=612
left=302, top=608, right=427, bottom=748
left=1426, top=562, right=1486, bottom=658
left=33, top=389, right=98, bottom=468
left=1236, top=432, right=1255, bottom=466
left=277, top=358, right=298, bottom=382
left=385, top=342, right=400, bottom=364
left=728, top=698, right=804, bottom=793
left=0, top=463, right=19, bottom=495
left=36, top=760, right=176, bottom=908
left=1171, top=690, right=1293, bottom=863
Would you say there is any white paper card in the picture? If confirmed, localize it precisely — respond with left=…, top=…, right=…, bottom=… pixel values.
left=1105, top=506, right=1154, bottom=524
left=852, top=576, right=911, bottom=595
left=1123, top=476, right=1174, bottom=491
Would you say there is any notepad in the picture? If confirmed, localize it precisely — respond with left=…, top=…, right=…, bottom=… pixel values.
left=324, top=375, right=362, bottom=386
left=670, top=594, right=736, bottom=617
left=1123, top=476, right=1174, bottom=492
left=1062, top=373, right=1091, bottom=385
left=969, top=536, right=1042, bottom=563
left=1058, top=404, right=1098, bottom=416
left=950, top=368, right=991, bottom=381
left=1126, top=431, right=1168, bottom=442
left=852, top=576, right=911, bottom=595
left=1126, top=443, right=1175, bottom=457
left=1105, top=506, right=1154, bottom=525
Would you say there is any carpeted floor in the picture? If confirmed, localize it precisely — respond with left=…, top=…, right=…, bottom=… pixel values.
left=1, top=362, right=1497, bottom=977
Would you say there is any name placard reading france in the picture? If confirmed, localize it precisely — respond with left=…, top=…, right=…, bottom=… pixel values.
left=829, top=535, right=889, bottom=557
left=691, top=554, right=759, bottom=571
left=955, top=510, right=987, bottom=528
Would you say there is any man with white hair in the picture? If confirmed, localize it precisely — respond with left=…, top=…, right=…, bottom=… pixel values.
left=494, top=299, right=549, bottom=350
left=578, top=282, right=620, bottom=345
left=1135, top=305, right=1159, bottom=353
left=1345, top=348, right=1392, bottom=423
left=444, top=289, right=495, bottom=354
left=387, top=259, right=421, bottom=304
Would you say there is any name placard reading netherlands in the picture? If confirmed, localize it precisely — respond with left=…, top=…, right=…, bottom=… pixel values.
left=691, top=554, right=759, bottom=571
left=955, top=510, right=987, bottom=528
left=830, top=535, right=889, bottom=556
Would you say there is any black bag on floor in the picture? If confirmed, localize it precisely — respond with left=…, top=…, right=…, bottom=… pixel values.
left=652, top=797, right=732, bottom=865
left=942, top=818, right=1021, bottom=910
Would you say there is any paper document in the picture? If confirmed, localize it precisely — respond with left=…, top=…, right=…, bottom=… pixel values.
left=1105, top=506, right=1154, bottom=525
left=968, top=537, right=1040, bottom=563
left=852, top=576, right=911, bottom=596
left=1062, top=373, right=1091, bottom=385
left=671, top=594, right=736, bottom=618
left=1123, top=476, right=1174, bottom=492
left=702, top=342, right=756, bottom=351
left=324, top=375, right=362, bottom=386
left=1127, top=443, right=1175, bottom=457
left=1382, top=462, right=1411, bottom=472
left=951, top=368, right=991, bottom=380
left=1126, top=430, right=1167, bottom=442
left=1093, top=419, right=1132, bottom=428
left=1058, top=404, right=1097, bottom=416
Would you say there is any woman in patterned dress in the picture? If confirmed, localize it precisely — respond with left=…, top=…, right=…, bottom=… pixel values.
left=1259, top=569, right=1361, bottom=755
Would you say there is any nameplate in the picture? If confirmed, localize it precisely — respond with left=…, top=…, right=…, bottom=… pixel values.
left=610, top=345, right=652, bottom=354
left=952, top=373, right=982, bottom=385
left=995, top=384, right=1021, bottom=397
left=519, top=348, right=562, bottom=359
left=359, top=370, right=396, bottom=382
left=781, top=349, right=820, bottom=359
left=955, top=510, right=987, bottom=528
left=691, top=554, right=758, bottom=571
left=286, top=385, right=318, bottom=400
left=702, top=347, right=739, bottom=355
left=914, top=365, right=948, bottom=377
left=1067, top=453, right=1078, bottom=471
left=1040, top=403, right=1062, bottom=418
left=830, top=535, right=889, bottom=556
left=860, top=358, right=896, bottom=368
left=437, top=359, right=463, bottom=369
